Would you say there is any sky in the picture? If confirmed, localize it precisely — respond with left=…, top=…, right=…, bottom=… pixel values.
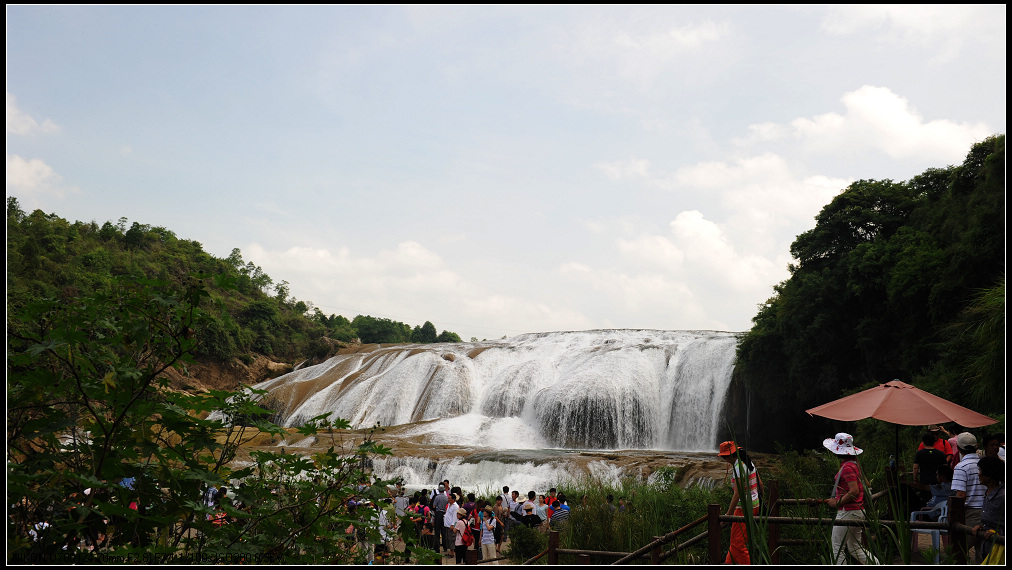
left=7, top=5, right=1006, bottom=342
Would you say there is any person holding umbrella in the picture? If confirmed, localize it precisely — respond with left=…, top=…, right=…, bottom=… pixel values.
left=824, top=433, right=880, bottom=565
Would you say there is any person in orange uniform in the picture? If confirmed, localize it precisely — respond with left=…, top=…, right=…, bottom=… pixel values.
left=718, top=440, right=760, bottom=564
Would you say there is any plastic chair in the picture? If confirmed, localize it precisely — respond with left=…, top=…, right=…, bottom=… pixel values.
left=910, top=502, right=948, bottom=564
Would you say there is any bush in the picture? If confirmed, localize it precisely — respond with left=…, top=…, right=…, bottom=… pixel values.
left=506, top=523, right=548, bottom=563
left=197, top=315, right=238, bottom=360
left=6, top=275, right=408, bottom=564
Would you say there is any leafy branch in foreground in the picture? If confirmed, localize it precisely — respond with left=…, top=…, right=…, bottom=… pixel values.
left=7, top=274, right=422, bottom=564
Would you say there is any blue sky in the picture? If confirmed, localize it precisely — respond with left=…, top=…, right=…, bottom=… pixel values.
left=7, top=6, right=1006, bottom=341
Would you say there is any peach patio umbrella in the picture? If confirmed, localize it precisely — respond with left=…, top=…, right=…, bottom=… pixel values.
left=805, top=380, right=997, bottom=427
left=806, top=379, right=997, bottom=462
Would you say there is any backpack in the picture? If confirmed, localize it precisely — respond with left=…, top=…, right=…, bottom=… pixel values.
left=461, top=524, right=474, bottom=547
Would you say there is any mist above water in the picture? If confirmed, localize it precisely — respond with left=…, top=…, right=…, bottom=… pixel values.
left=253, top=329, right=739, bottom=452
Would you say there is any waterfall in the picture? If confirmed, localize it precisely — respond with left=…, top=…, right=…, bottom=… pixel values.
left=252, top=329, right=739, bottom=451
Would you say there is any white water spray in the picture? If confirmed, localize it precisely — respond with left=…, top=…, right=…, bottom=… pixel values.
left=253, top=330, right=738, bottom=452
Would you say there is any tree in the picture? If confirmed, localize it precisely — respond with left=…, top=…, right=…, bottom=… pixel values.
left=352, top=315, right=411, bottom=344
left=730, top=136, right=1005, bottom=450
left=98, top=221, right=119, bottom=241
left=411, top=321, right=438, bottom=344
left=435, top=330, right=462, bottom=343
left=123, top=222, right=149, bottom=249
left=7, top=275, right=425, bottom=563
left=7, top=196, right=26, bottom=225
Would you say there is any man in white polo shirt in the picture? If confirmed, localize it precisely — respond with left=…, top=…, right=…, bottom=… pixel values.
left=951, top=432, right=986, bottom=563
left=443, top=493, right=460, bottom=558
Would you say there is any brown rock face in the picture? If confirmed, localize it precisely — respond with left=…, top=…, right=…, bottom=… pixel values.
left=160, top=355, right=294, bottom=393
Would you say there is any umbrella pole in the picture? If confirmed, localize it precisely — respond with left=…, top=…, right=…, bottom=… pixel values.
left=895, top=424, right=899, bottom=471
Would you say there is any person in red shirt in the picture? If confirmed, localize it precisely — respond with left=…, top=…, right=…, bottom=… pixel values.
left=825, top=433, right=880, bottom=565
left=917, top=426, right=954, bottom=463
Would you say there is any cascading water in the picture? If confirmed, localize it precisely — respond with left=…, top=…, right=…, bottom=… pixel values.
left=253, top=329, right=739, bottom=452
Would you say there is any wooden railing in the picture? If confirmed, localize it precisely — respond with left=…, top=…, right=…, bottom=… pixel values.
left=516, top=481, right=1003, bottom=565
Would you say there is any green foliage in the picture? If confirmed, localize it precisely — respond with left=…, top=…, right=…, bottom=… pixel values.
left=542, top=477, right=730, bottom=563
left=411, top=321, right=438, bottom=344
left=196, top=314, right=239, bottom=361
left=5, top=202, right=462, bottom=369
left=310, top=310, right=358, bottom=344
left=932, top=276, right=1005, bottom=411
left=351, top=315, right=411, bottom=344
left=436, top=330, right=462, bottom=343
left=505, top=523, right=548, bottom=563
left=6, top=275, right=408, bottom=563
left=732, top=135, right=1006, bottom=450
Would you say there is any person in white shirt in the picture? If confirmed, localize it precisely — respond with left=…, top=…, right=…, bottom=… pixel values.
left=952, top=432, right=986, bottom=563
left=443, top=493, right=460, bottom=558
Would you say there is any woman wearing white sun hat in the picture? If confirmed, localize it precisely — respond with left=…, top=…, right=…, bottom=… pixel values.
left=824, top=433, right=880, bottom=565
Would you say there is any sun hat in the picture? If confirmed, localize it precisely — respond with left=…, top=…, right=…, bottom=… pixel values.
left=823, top=433, right=863, bottom=456
left=485, top=505, right=494, bottom=513
left=718, top=441, right=739, bottom=456
left=956, top=432, right=978, bottom=451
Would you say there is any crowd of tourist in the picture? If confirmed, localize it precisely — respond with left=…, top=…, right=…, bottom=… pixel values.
left=385, top=479, right=578, bottom=564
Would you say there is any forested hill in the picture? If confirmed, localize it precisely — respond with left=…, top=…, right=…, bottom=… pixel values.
left=5, top=203, right=462, bottom=367
left=727, top=134, right=1005, bottom=451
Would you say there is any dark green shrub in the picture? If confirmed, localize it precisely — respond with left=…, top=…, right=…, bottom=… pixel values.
left=197, top=315, right=237, bottom=360
left=506, top=524, right=548, bottom=563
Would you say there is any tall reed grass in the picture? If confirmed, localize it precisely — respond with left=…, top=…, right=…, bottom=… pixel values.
left=544, top=469, right=731, bottom=563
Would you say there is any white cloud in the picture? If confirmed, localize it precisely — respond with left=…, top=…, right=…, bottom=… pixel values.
left=597, top=152, right=847, bottom=257
left=731, top=122, right=789, bottom=146
left=614, top=20, right=730, bottom=55
left=672, top=153, right=846, bottom=228
left=6, top=95, right=70, bottom=206
left=550, top=16, right=735, bottom=97
left=6, top=93, right=60, bottom=135
left=243, top=241, right=594, bottom=337
left=560, top=261, right=702, bottom=320
left=736, top=86, right=991, bottom=164
left=595, top=158, right=651, bottom=181
left=558, top=208, right=787, bottom=330
left=616, top=234, right=685, bottom=272
left=574, top=80, right=996, bottom=331
left=792, top=86, right=991, bottom=161
left=668, top=210, right=780, bottom=293
left=820, top=5, right=1004, bottom=63
left=578, top=110, right=874, bottom=329
left=6, top=154, right=77, bottom=201
left=822, top=5, right=987, bottom=38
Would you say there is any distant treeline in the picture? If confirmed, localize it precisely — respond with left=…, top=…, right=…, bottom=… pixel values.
left=726, top=135, right=1005, bottom=450
left=5, top=202, right=461, bottom=364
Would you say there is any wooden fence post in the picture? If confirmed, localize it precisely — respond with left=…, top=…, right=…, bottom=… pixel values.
left=949, top=495, right=966, bottom=564
left=708, top=503, right=721, bottom=564
left=548, top=530, right=560, bottom=565
left=577, top=553, right=591, bottom=565
left=651, top=536, right=662, bottom=564
left=769, top=479, right=781, bottom=565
